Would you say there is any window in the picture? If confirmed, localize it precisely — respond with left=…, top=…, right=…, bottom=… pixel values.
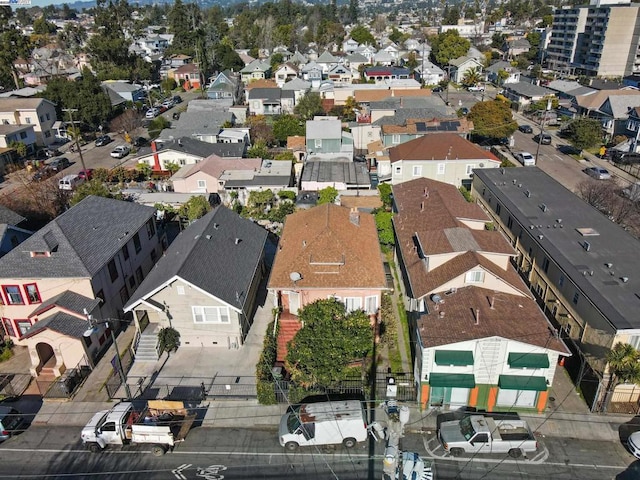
left=315, top=139, right=322, bottom=149
left=39, top=115, right=44, bottom=122
left=192, top=306, right=230, bottom=323
left=24, top=284, right=41, bottom=304
left=572, top=292, right=579, bottom=305
left=20, top=132, right=27, bottom=139
left=128, top=276, right=136, bottom=289
left=95, top=290, right=105, bottom=303
left=412, top=165, right=422, bottom=176
left=133, top=233, right=141, bottom=253
left=343, top=297, right=362, bottom=312
left=177, top=285, right=185, bottom=295
left=108, top=259, right=118, bottom=282
left=365, top=296, right=378, bottom=314
left=496, top=204, right=501, bottom=215
left=466, top=270, right=485, bottom=283
left=2, top=318, right=15, bottom=337
left=150, top=249, right=157, bottom=264
left=179, top=159, right=186, bottom=166
left=16, top=320, right=31, bottom=336
left=10, top=236, right=19, bottom=248
left=437, top=163, right=445, bottom=175
left=542, top=257, right=550, bottom=273
left=136, top=267, right=144, bottom=284
left=46, top=113, right=50, bottom=120
left=392, top=134, right=400, bottom=144
left=466, top=164, right=476, bottom=175
left=2, top=119, right=8, bottom=125
left=101, top=422, right=116, bottom=432
left=197, top=180, right=206, bottom=189
left=121, top=244, right=129, bottom=261
left=119, top=286, right=129, bottom=304
left=629, top=336, right=640, bottom=349
left=3, top=286, right=24, bottom=305
left=394, top=166, right=402, bottom=175
left=146, top=219, right=156, bottom=239
left=559, top=275, right=565, bottom=287
left=44, top=131, right=51, bottom=138
left=25, top=117, right=31, bottom=124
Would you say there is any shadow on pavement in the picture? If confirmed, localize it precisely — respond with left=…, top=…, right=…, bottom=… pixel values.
left=619, top=416, right=640, bottom=444
left=615, top=460, right=640, bottom=479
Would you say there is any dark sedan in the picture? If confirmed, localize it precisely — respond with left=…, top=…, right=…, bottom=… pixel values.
left=518, top=124, right=533, bottom=133
left=95, top=135, right=112, bottom=147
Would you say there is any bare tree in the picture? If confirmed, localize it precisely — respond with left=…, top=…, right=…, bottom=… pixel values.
left=109, top=110, right=143, bottom=137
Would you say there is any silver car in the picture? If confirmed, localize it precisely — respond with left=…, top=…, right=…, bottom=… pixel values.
left=585, top=166, right=611, bottom=180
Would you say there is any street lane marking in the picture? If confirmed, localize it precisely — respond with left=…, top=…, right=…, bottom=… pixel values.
left=172, top=463, right=191, bottom=479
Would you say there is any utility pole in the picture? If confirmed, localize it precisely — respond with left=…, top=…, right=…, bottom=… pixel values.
left=534, top=98, right=552, bottom=164
left=376, top=378, right=435, bottom=480
left=62, top=108, right=88, bottom=173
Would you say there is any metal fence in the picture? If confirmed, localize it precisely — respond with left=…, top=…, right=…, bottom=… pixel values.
left=559, top=330, right=603, bottom=412
left=0, top=373, right=32, bottom=399
left=35, top=360, right=92, bottom=399
left=105, top=348, right=135, bottom=399
left=273, top=370, right=416, bottom=404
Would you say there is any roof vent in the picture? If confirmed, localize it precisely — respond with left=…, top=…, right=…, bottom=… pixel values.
left=525, top=190, right=531, bottom=197
left=213, top=223, right=219, bottom=229
left=605, top=262, right=613, bottom=268
left=512, top=179, right=517, bottom=185
left=205, top=235, right=211, bottom=240
left=621, top=277, right=629, bottom=283
left=500, top=168, right=505, bottom=175
left=538, top=235, right=544, bottom=240
left=235, top=238, right=241, bottom=245
left=430, top=293, right=443, bottom=304
left=540, top=203, right=548, bottom=212
left=557, top=219, right=562, bottom=223
left=583, top=241, right=591, bottom=252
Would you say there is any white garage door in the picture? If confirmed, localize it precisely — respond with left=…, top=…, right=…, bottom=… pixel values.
left=497, top=389, right=537, bottom=408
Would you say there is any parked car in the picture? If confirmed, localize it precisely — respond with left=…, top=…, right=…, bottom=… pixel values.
left=145, top=107, right=160, bottom=119
left=133, top=137, right=149, bottom=147
left=161, top=99, right=175, bottom=109
left=110, top=145, right=130, bottom=159
left=95, top=135, right=112, bottom=147
left=584, top=166, right=611, bottom=180
left=628, top=431, right=640, bottom=459
left=0, top=405, right=24, bottom=442
left=467, top=84, right=485, bottom=92
left=518, top=125, right=533, bottom=134
left=59, top=174, right=85, bottom=191
left=533, top=133, right=552, bottom=145
left=47, top=157, right=71, bottom=172
left=31, top=166, right=55, bottom=182
left=45, top=147, right=61, bottom=158
left=514, top=151, right=536, bottom=166
left=172, top=95, right=183, bottom=104
left=431, top=86, right=444, bottom=93
left=77, top=169, right=93, bottom=180
left=557, top=144, right=582, bottom=156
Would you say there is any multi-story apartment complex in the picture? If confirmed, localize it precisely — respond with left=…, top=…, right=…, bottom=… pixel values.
left=547, top=0, right=640, bottom=78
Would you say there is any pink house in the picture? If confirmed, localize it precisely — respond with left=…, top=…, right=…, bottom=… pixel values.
left=267, top=204, right=389, bottom=363
left=171, top=155, right=263, bottom=194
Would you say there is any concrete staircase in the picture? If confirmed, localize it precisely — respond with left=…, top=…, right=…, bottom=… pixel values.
left=135, top=332, right=159, bottom=362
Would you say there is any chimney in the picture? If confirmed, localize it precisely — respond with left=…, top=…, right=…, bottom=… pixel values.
left=474, top=309, right=480, bottom=325
left=490, top=296, right=495, bottom=309
left=151, top=141, right=161, bottom=172
left=349, top=207, right=360, bottom=226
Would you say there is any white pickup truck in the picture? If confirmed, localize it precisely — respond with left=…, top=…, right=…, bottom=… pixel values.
left=81, top=400, right=196, bottom=456
left=439, top=414, right=537, bottom=458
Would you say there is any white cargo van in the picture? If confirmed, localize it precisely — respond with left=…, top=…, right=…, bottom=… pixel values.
left=279, top=400, right=368, bottom=451
left=59, top=174, right=84, bottom=190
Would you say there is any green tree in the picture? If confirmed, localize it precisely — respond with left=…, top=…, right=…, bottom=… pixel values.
left=33, top=15, right=57, bottom=35
left=161, top=78, right=177, bottom=93
left=491, top=33, right=506, bottom=49
left=213, top=44, right=244, bottom=72
left=270, top=53, right=284, bottom=69
left=8, top=141, right=26, bottom=158
left=430, top=30, right=470, bottom=66
left=442, top=5, right=460, bottom=25
left=278, top=190, right=296, bottom=201
left=70, top=180, right=114, bottom=206
left=561, top=118, right=603, bottom=150
left=294, top=92, right=324, bottom=121
left=461, top=66, right=482, bottom=87
left=497, top=69, right=510, bottom=86
left=158, top=327, right=181, bottom=356
left=247, top=140, right=272, bottom=159
left=349, top=25, right=375, bottom=46
left=318, top=186, right=338, bottom=204
left=374, top=209, right=394, bottom=249
left=468, top=100, right=518, bottom=139
left=0, top=18, right=31, bottom=90
left=179, top=195, right=212, bottom=221
left=348, top=0, right=359, bottom=23
left=378, top=183, right=392, bottom=209
left=268, top=201, right=295, bottom=222
left=273, top=115, right=305, bottom=144
left=601, top=343, right=640, bottom=411
left=147, top=116, right=170, bottom=139
left=285, top=298, right=373, bottom=387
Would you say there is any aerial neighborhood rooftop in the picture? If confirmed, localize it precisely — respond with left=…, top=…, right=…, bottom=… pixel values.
left=4, top=4, right=640, bottom=471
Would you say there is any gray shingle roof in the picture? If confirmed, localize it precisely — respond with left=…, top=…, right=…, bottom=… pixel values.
left=301, top=161, right=371, bottom=186
left=23, top=312, right=91, bottom=339
left=248, top=88, right=282, bottom=101
left=505, top=81, right=554, bottom=98
left=124, top=206, right=268, bottom=312
left=28, top=290, right=102, bottom=318
left=152, top=137, right=242, bottom=159
left=0, top=196, right=155, bottom=278
left=0, top=205, right=25, bottom=226
left=373, top=107, right=456, bottom=126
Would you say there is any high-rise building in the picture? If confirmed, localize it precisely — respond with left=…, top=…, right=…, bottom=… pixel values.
left=546, top=0, right=640, bottom=78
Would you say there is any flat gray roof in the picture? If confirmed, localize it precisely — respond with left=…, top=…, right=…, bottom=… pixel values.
left=474, top=167, right=640, bottom=332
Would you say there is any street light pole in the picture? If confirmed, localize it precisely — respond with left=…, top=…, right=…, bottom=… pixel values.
left=83, top=312, right=132, bottom=400
left=62, top=108, right=88, bottom=173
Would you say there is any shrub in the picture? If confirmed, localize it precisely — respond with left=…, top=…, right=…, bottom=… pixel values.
left=158, top=327, right=180, bottom=356
left=256, top=321, right=279, bottom=405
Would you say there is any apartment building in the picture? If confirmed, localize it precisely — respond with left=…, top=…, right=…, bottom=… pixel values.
left=547, top=0, right=640, bottom=78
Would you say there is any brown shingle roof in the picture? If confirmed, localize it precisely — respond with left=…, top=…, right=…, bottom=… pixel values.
left=393, top=178, right=518, bottom=299
left=287, top=136, right=306, bottom=150
left=355, top=90, right=392, bottom=103
left=389, top=133, right=499, bottom=163
left=268, top=204, right=387, bottom=290
left=245, top=79, right=278, bottom=90
left=417, top=286, right=568, bottom=354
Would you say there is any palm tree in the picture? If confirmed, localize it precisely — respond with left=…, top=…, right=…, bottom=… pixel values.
left=601, top=342, right=640, bottom=412
left=462, top=66, right=483, bottom=87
